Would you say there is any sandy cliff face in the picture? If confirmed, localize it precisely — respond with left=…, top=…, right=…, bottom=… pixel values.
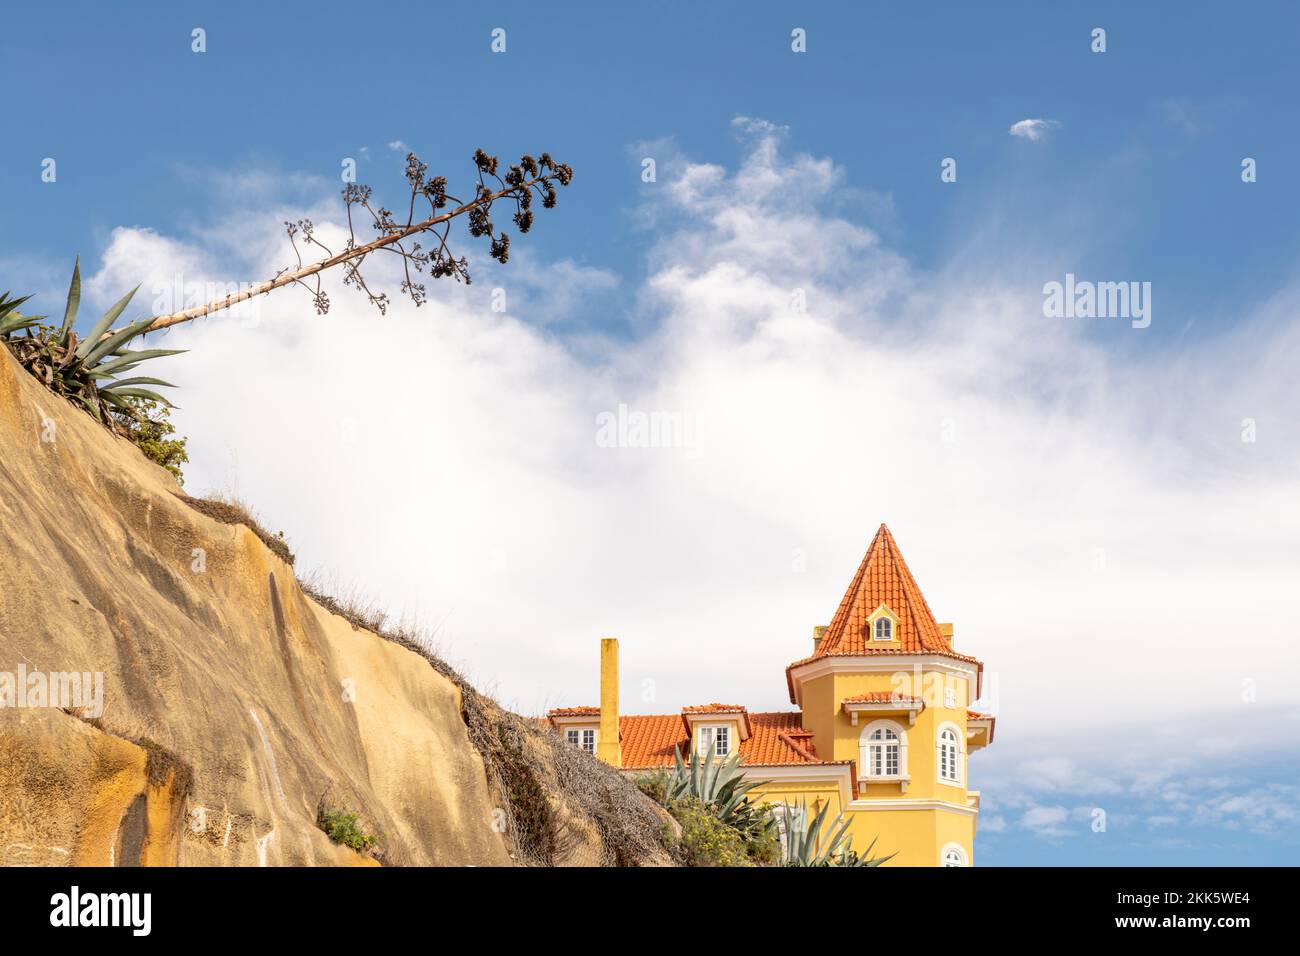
left=0, top=347, right=513, bottom=866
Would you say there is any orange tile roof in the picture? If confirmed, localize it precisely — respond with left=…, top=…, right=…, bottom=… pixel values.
left=617, top=713, right=689, bottom=768
left=787, top=524, right=982, bottom=701
left=843, top=692, right=922, bottom=704
left=546, top=706, right=600, bottom=717
left=742, top=712, right=825, bottom=765
left=616, top=711, right=830, bottom=770
left=816, top=524, right=962, bottom=657
left=681, top=703, right=747, bottom=714
left=681, top=703, right=752, bottom=736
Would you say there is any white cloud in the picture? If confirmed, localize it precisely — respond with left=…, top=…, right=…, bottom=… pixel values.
left=977, top=723, right=1300, bottom=845
left=84, top=227, right=213, bottom=314
left=1193, top=785, right=1300, bottom=833
left=79, top=122, right=1300, bottom=746
left=1020, top=805, right=1071, bottom=838
left=1015, top=757, right=1123, bottom=796
left=1009, top=118, right=1062, bottom=141
left=388, top=140, right=408, bottom=152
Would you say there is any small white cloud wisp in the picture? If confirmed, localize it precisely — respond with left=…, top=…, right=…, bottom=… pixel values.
left=1009, top=118, right=1062, bottom=141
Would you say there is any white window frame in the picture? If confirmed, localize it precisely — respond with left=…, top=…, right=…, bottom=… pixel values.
left=565, top=727, right=597, bottom=754
left=936, top=721, right=964, bottom=787
left=696, top=724, right=731, bottom=757
left=940, top=842, right=968, bottom=867
left=867, top=604, right=898, bottom=642
left=859, top=719, right=908, bottom=784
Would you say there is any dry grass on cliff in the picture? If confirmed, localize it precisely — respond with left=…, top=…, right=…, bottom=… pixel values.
left=298, top=578, right=670, bottom=867
left=176, top=493, right=296, bottom=566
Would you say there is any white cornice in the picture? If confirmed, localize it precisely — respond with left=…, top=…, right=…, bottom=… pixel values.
left=842, top=698, right=924, bottom=726
left=846, top=797, right=978, bottom=817
left=683, top=711, right=751, bottom=741
left=789, top=654, right=980, bottom=706
left=547, top=713, right=601, bottom=727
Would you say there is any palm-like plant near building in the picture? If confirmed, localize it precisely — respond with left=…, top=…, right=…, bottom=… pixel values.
left=781, top=799, right=893, bottom=867
left=664, top=740, right=769, bottom=832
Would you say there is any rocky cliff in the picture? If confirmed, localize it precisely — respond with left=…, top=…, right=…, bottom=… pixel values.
left=0, top=346, right=666, bottom=866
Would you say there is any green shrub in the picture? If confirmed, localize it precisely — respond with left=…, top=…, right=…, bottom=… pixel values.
left=662, top=741, right=768, bottom=830
left=743, top=808, right=782, bottom=865
left=633, top=770, right=668, bottom=805
left=664, top=797, right=752, bottom=867
left=112, top=397, right=188, bottom=484
left=316, top=806, right=381, bottom=854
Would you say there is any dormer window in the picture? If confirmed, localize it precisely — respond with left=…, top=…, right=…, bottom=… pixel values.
left=867, top=604, right=898, bottom=642
left=696, top=724, right=730, bottom=757
left=565, top=728, right=596, bottom=754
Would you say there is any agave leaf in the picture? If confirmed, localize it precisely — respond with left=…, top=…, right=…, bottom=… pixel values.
left=668, top=746, right=689, bottom=803
left=783, top=802, right=807, bottom=863
left=700, top=743, right=715, bottom=802
left=0, top=292, right=33, bottom=319
left=807, top=799, right=829, bottom=838
left=73, top=393, right=104, bottom=422
left=81, top=314, right=155, bottom=368
left=58, top=257, right=81, bottom=341
left=799, top=801, right=831, bottom=865
left=101, top=387, right=174, bottom=407
left=93, top=348, right=187, bottom=377
left=822, top=817, right=853, bottom=863
left=0, top=313, right=41, bottom=336
left=74, top=284, right=140, bottom=359
left=101, top=376, right=177, bottom=392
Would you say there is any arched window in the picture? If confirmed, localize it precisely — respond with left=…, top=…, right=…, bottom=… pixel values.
left=937, top=723, right=964, bottom=786
left=874, top=617, right=893, bottom=641
left=860, top=720, right=907, bottom=780
left=940, top=842, right=968, bottom=867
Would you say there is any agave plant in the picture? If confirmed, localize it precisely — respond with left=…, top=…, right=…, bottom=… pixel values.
left=0, top=290, right=37, bottom=336
left=780, top=799, right=894, bottom=867
left=0, top=259, right=183, bottom=429
left=664, top=740, right=771, bottom=832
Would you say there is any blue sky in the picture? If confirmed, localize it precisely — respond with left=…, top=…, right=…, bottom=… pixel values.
left=6, top=1, right=1300, bottom=340
left=3, top=2, right=1299, bottom=867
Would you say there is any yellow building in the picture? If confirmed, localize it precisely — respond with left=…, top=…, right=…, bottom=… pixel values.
left=548, top=524, right=996, bottom=867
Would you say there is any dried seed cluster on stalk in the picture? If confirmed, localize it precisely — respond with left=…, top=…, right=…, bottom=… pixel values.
left=279, top=148, right=574, bottom=317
